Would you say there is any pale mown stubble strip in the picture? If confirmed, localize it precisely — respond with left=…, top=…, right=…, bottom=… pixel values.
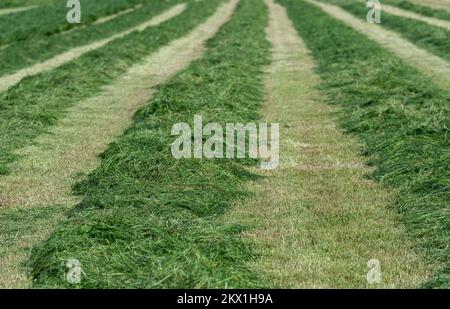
left=307, top=0, right=450, bottom=91
left=0, top=0, right=240, bottom=288
left=62, top=4, right=144, bottom=35
left=382, top=3, right=450, bottom=31
left=93, top=4, right=143, bottom=25
left=410, top=0, right=450, bottom=12
left=225, top=0, right=431, bottom=288
left=0, top=5, right=36, bottom=16
left=0, top=3, right=187, bottom=93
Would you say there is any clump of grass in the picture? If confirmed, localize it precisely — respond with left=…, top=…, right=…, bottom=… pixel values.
left=0, top=0, right=223, bottom=175
left=279, top=0, right=449, bottom=288
left=29, top=0, right=270, bottom=288
left=323, top=0, right=450, bottom=62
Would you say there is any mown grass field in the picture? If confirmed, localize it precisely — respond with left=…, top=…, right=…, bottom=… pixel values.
left=0, top=0, right=448, bottom=289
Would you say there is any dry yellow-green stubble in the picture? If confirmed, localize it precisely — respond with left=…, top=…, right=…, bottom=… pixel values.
left=225, top=0, right=432, bottom=288
left=0, top=0, right=239, bottom=288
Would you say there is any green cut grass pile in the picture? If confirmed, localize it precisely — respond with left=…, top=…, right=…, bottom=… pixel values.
left=0, top=0, right=224, bottom=176
left=28, top=0, right=270, bottom=288
left=279, top=0, right=449, bottom=288
left=321, top=0, right=450, bottom=62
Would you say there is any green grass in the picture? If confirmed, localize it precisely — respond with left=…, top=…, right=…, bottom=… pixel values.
left=28, top=0, right=270, bottom=288
left=0, top=0, right=144, bottom=45
left=0, top=0, right=58, bottom=9
left=0, top=0, right=224, bottom=176
left=321, top=0, right=450, bottom=63
left=384, top=0, right=450, bottom=21
left=279, top=0, right=449, bottom=288
left=0, top=1, right=180, bottom=76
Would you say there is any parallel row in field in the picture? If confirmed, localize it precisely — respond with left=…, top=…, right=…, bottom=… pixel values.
left=28, top=0, right=269, bottom=288
left=382, top=3, right=450, bottom=30
left=0, top=5, right=36, bottom=16
left=0, top=1, right=224, bottom=286
left=322, top=0, right=450, bottom=65
left=312, top=1, right=450, bottom=91
left=0, top=0, right=218, bottom=176
left=380, top=0, right=450, bottom=19
left=225, top=0, right=429, bottom=288
left=91, top=4, right=143, bottom=26
left=0, top=1, right=236, bottom=286
left=407, top=0, right=450, bottom=13
left=281, top=0, right=449, bottom=288
left=0, top=3, right=187, bottom=92
left=0, top=0, right=448, bottom=288
left=0, top=0, right=57, bottom=9
left=0, top=1, right=175, bottom=76
left=28, top=0, right=449, bottom=288
left=0, top=0, right=148, bottom=45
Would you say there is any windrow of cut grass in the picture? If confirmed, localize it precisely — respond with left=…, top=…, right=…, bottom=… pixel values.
left=321, top=0, right=450, bottom=63
left=0, top=1, right=181, bottom=77
left=0, top=0, right=239, bottom=288
left=384, top=0, right=450, bottom=20
left=0, top=0, right=144, bottom=45
left=279, top=0, right=449, bottom=288
left=28, top=0, right=270, bottom=288
left=0, top=0, right=223, bottom=176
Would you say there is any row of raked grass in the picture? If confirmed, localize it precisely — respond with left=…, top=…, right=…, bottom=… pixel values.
left=28, top=0, right=270, bottom=288
left=0, top=0, right=223, bottom=176
left=0, top=0, right=179, bottom=76
left=279, top=0, right=449, bottom=288
left=321, top=0, right=450, bottom=63
left=0, top=0, right=147, bottom=45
